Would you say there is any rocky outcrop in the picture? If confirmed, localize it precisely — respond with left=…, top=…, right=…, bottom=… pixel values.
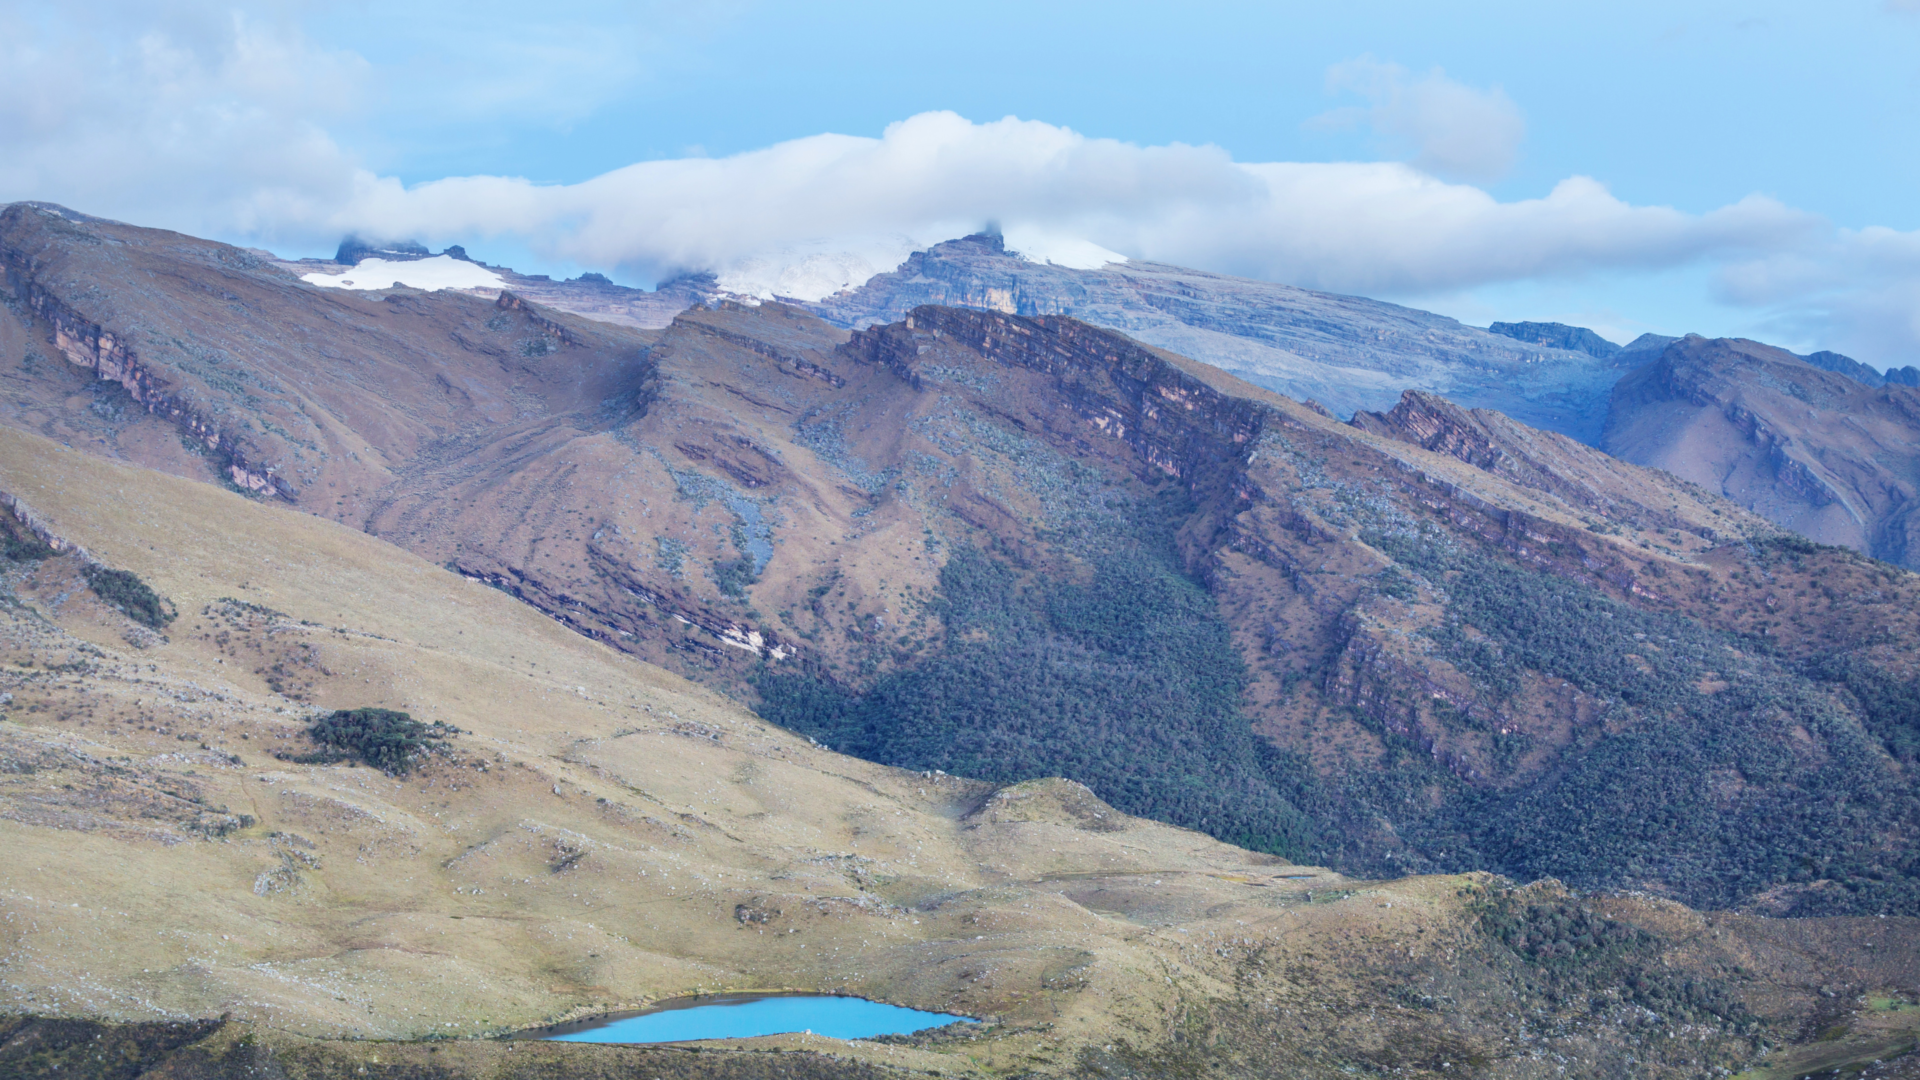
left=842, top=305, right=1266, bottom=492
left=333, top=235, right=430, bottom=264
left=493, top=290, right=585, bottom=348
left=1486, top=320, right=1622, bottom=359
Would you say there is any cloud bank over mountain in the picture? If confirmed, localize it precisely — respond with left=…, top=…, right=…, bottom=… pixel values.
left=327, top=112, right=1819, bottom=302
left=1, top=1, right=1914, bottom=368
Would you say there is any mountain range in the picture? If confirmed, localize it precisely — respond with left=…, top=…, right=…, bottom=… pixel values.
left=5, top=200, right=1920, bottom=1078
left=261, top=223, right=1920, bottom=576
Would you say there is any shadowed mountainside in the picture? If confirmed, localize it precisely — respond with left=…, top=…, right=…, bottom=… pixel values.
left=1603, top=334, right=1920, bottom=568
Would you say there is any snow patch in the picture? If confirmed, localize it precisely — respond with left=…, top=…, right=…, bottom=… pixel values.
left=712, top=236, right=927, bottom=302
left=1002, top=227, right=1126, bottom=270
left=701, top=228, right=1122, bottom=303
left=301, top=255, right=505, bottom=292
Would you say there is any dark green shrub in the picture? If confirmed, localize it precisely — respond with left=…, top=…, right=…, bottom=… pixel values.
left=713, top=556, right=758, bottom=597
left=0, top=505, right=55, bottom=563
left=1806, top=653, right=1920, bottom=763
left=82, top=565, right=174, bottom=628
left=1356, top=527, right=1920, bottom=913
left=295, top=708, right=456, bottom=774
left=0, top=528, right=54, bottom=563
left=1, top=532, right=54, bottom=562
left=1470, top=888, right=1754, bottom=1029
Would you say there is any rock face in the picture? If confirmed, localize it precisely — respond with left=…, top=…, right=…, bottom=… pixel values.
left=1603, top=334, right=1920, bottom=567
left=803, top=233, right=1632, bottom=442
left=1486, top=320, right=1622, bottom=359
left=334, top=235, right=429, bottom=264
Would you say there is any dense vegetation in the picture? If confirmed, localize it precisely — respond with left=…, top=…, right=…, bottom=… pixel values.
left=712, top=555, right=759, bottom=598
left=1470, top=886, right=1754, bottom=1031
left=81, top=565, right=174, bottom=628
left=757, top=504, right=1318, bottom=858
left=0, top=512, right=54, bottom=563
left=292, top=708, right=457, bottom=774
left=759, top=433, right=1920, bottom=910
left=1357, top=527, right=1920, bottom=913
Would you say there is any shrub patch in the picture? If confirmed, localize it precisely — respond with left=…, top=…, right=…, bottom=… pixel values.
left=290, top=708, right=457, bottom=774
left=82, top=565, right=175, bottom=628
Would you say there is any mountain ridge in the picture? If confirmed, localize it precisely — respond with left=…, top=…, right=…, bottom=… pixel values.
left=1603, top=333, right=1920, bottom=568
left=9, top=207, right=1920, bottom=916
left=8, top=206, right=1920, bottom=1077
left=799, top=233, right=1634, bottom=441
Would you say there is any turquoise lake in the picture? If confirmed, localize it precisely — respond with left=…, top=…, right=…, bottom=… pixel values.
left=538, top=994, right=973, bottom=1044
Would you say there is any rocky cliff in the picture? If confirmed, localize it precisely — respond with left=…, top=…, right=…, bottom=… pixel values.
left=1350, top=389, right=1732, bottom=536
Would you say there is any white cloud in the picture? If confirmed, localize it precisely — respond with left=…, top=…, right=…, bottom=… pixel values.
left=0, top=0, right=699, bottom=242
left=1, top=3, right=1915, bottom=367
left=1311, top=57, right=1526, bottom=182
left=317, top=111, right=1816, bottom=301
left=1713, top=225, right=1920, bottom=366
left=309, top=111, right=1916, bottom=364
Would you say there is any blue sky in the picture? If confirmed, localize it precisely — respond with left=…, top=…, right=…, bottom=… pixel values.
left=4, top=0, right=1918, bottom=363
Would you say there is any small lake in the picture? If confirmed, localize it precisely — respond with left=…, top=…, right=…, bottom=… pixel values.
left=532, top=994, right=974, bottom=1044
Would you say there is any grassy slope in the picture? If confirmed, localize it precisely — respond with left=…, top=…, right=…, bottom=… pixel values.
left=5, top=430, right=1920, bottom=1078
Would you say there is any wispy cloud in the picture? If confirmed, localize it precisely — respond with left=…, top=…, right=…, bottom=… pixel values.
left=1309, top=57, right=1526, bottom=183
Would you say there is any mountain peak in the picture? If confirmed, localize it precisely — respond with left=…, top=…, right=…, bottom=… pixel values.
left=1486, top=320, right=1622, bottom=359
left=334, top=235, right=432, bottom=265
